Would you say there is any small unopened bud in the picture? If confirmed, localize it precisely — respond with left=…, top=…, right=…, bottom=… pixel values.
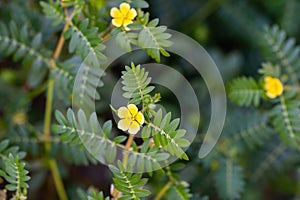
left=12, top=111, right=26, bottom=125
left=110, top=184, right=121, bottom=199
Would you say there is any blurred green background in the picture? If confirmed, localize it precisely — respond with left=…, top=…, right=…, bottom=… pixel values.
left=1, top=0, right=300, bottom=199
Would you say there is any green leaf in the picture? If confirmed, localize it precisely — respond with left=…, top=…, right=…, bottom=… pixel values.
left=67, top=19, right=106, bottom=61
left=113, top=136, right=127, bottom=144
left=0, top=139, right=26, bottom=162
left=72, top=61, right=105, bottom=111
left=51, top=57, right=78, bottom=102
left=130, top=0, right=149, bottom=8
left=258, top=62, right=281, bottom=77
left=168, top=182, right=192, bottom=200
left=40, top=1, right=64, bottom=26
left=223, top=110, right=273, bottom=150
left=53, top=109, right=117, bottom=164
left=115, top=31, right=138, bottom=51
left=0, top=140, right=10, bottom=153
left=28, top=58, right=47, bottom=87
left=251, top=142, right=288, bottom=181
left=109, top=161, right=151, bottom=199
left=214, top=160, right=245, bottom=200
left=0, top=21, right=51, bottom=88
left=149, top=109, right=190, bottom=160
left=77, top=187, right=110, bottom=200
left=263, top=25, right=300, bottom=86
left=121, top=63, right=154, bottom=104
left=228, top=76, right=263, bottom=107
left=141, top=125, right=151, bottom=139
left=0, top=154, right=30, bottom=198
left=137, top=19, right=172, bottom=62
left=270, top=93, right=300, bottom=146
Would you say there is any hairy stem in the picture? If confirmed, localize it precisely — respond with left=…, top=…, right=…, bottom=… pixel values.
left=43, top=9, right=71, bottom=200
left=154, top=161, right=176, bottom=200
left=123, top=134, right=135, bottom=166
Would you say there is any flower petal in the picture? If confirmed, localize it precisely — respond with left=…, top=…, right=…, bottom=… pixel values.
left=123, top=19, right=133, bottom=27
left=124, top=26, right=131, bottom=31
left=118, top=119, right=131, bottom=131
left=264, top=76, right=283, bottom=98
left=110, top=7, right=122, bottom=18
left=128, top=121, right=140, bottom=134
left=127, top=8, right=137, bottom=19
left=135, top=112, right=144, bottom=125
left=127, top=104, right=138, bottom=116
left=118, top=106, right=130, bottom=118
left=264, top=76, right=272, bottom=84
left=266, top=91, right=276, bottom=99
left=112, top=18, right=123, bottom=27
left=120, top=2, right=130, bottom=15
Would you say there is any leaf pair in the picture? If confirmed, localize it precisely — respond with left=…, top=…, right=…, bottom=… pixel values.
left=109, top=161, right=151, bottom=200
left=0, top=154, right=30, bottom=199
left=143, top=110, right=190, bottom=160
left=115, top=19, right=173, bottom=62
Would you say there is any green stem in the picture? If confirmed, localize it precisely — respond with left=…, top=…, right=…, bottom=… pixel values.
left=153, top=161, right=176, bottom=200
left=155, top=160, right=179, bottom=200
left=154, top=181, right=172, bottom=200
left=44, top=79, right=54, bottom=152
left=26, top=81, right=48, bottom=100
left=43, top=79, right=68, bottom=200
left=42, top=8, right=71, bottom=200
left=165, top=163, right=177, bottom=184
left=49, top=160, right=67, bottom=200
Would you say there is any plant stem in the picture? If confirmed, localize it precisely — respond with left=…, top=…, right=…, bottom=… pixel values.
left=100, top=24, right=113, bottom=40
left=26, top=81, right=48, bottom=100
left=49, top=160, right=67, bottom=199
left=123, top=134, right=135, bottom=166
left=44, top=78, right=68, bottom=200
left=125, top=134, right=135, bottom=150
left=154, top=181, right=172, bottom=200
left=43, top=10, right=71, bottom=200
left=154, top=161, right=176, bottom=200
left=53, top=21, right=70, bottom=60
left=44, top=79, right=55, bottom=152
left=165, top=164, right=176, bottom=183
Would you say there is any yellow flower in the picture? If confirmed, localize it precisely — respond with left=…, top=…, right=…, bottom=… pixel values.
left=110, top=2, right=137, bottom=29
left=117, top=104, right=144, bottom=134
left=264, top=76, right=284, bottom=98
